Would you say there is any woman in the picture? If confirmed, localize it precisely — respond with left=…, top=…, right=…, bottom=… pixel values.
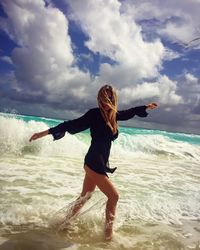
left=29, top=84, right=157, bottom=240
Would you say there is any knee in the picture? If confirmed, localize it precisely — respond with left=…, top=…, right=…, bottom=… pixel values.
left=80, top=191, right=93, bottom=202
left=109, top=192, right=119, bottom=203
left=114, top=192, right=119, bottom=203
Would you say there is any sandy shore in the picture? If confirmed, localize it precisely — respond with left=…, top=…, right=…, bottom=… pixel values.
left=0, top=219, right=200, bottom=250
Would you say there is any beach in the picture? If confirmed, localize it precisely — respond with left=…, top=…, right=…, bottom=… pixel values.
left=0, top=112, right=200, bottom=250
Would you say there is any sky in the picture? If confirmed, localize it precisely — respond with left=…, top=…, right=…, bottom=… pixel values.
left=0, top=0, right=200, bottom=134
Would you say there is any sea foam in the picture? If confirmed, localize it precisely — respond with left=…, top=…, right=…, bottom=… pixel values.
left=0, top=114, right=200, bottom=163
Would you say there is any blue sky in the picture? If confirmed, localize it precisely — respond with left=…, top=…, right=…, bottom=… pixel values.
left=0, top=0, right=200, bottom=134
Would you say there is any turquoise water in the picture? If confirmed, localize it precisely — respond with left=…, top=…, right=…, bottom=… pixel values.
left=0, top=112, right=200, bottom=249
left=119, top=126, right=200, bottom=145
left=3, top=112, right=200, bottom=145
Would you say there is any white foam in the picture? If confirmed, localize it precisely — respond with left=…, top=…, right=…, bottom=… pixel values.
left=0, top=115, right=88, bottom=158
left=1, top=114, right=200, bottom=230
left=112, top=133, right=200, bottom=162
left=1, top=115, right=200, bottom=163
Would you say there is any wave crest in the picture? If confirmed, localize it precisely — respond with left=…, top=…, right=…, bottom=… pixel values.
left=0, top=115, right=200, bottom=162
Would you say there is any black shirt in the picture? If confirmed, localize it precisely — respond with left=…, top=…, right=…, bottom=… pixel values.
left=48, top=106, right=148, bottom=175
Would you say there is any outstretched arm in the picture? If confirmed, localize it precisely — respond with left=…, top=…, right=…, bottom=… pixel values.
left=29, top=109, right=93, bottom=142
left=117, top=102, right=157, bottom=121
left=48, top=109, right=93, bottom=140
left=29, top=130, right=49, bottom=142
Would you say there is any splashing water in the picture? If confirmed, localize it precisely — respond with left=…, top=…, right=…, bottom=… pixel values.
left=0, top=113, right=200, bottom=249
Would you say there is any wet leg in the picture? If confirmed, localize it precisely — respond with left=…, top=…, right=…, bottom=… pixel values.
left=67, top=173, right=96, bottom=220
left=84, top=165, right=119, bottom=240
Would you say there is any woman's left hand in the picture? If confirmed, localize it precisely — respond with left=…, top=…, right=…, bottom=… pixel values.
left=146, top=103, right=158, bottom=110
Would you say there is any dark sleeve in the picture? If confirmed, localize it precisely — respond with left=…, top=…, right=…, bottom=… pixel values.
left=116, top=106, right=148, bottom=121
left=48, top=109, right=92, bottom=140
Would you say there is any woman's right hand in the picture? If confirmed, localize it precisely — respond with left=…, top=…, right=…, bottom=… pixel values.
left=29, top=133, right=40, bottom=142
left=29, top=130, right=49, bottom=142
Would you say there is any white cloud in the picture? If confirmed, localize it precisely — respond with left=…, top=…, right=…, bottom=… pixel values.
left=0, top=0, right=91, bottom=105
left=2, top=0, right=178, bottom=111
left=118, top=75, right=183, bottom=106
left=177, top=73, right=200, bottom=107
left=185, top=73, right=198, bottom=84
left=0, top=56, right=13, bottom=64
left=0, top=0, right=199, bottom=131
left=163, top=48, right=182, bottom=61
left=67, top=0, right=165, bottom=83
left=78, top=53, right=94, bottom=63
left=122, top=0, right=200, bottom=47
left=118, top=82, right=159, bottom=104
left=159, top=22, right=198, bottom=45
left=158, top=75, right=183, bottom=105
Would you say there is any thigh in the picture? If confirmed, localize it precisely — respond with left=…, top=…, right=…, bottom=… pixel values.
left=84, top=165, right=118, bottom=199
left=81, top=172, right=96, bottom=197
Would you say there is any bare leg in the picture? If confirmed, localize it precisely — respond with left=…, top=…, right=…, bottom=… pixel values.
left=66, top=172, right=96, bottom=220
left=84, top=165, right=119, bottom=240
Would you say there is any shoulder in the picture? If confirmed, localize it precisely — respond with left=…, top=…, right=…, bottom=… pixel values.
left=82, top=107, right=100, bottom=119
left=88, top=107, right=100, bottom=114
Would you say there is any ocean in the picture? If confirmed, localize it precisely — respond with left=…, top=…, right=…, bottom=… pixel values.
left=0, top=112, right=200, bottom=250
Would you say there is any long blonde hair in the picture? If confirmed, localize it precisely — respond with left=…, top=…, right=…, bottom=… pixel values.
left=97, top=84, right=118, bottom=135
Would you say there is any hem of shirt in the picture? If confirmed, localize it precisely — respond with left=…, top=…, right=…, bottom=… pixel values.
left=83, top=162, right=108, bottom=177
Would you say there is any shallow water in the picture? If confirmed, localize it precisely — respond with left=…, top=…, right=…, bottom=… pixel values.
left=0, top=113, right=200, bottom=249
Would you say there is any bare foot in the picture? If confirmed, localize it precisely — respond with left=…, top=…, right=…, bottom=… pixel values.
left=105, top=222, right=113, bottom=241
